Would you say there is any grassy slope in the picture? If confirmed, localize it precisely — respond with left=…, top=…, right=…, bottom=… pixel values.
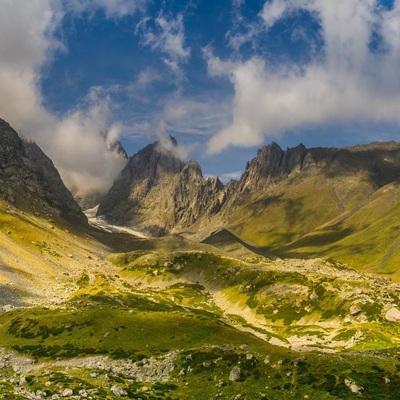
left=111, top=250, right=400, bottom=352
left=227, top=174, right=400, bottom=278
left=0, top=198, right=113, bottom=304
left=277, top=183, right=400, bottom=278
left=2, top=279, right=400, bottom=399
left=2, top=196, right=400, bottom=398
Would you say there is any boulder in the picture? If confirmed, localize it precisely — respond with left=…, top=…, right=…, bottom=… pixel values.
left=229, top=366, right=241, bottom=382
left=349, top=305, right=362, bottom=316
left=385, top=307, right=400, bottom=322
left=111, top=384, right=128, bottom=397
left=61, top=388, right=73, bottom=397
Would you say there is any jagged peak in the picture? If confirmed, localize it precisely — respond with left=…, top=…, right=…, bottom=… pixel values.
left=168, top=135, right=178, bottom=146
left=183, top=159, right=202, bottom=172
left=257, top=141, right=282, bottom=157
left=180, top=160, right=203, bottom=182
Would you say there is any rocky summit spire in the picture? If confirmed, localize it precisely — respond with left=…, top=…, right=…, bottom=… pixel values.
left=97, top=137, right=227, bottom=236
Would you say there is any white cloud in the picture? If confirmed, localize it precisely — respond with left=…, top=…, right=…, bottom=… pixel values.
left=135, top=69, right=161, bottom=88
left=203, top=46, right=237, bottom=78
left=226, top=0, right=264, bottom=53
left=137, top=11, right=190, bottom=82
left=64, top=0, right=146, bottom=18
left=163, top=97, right=232, bottom=138
left=0, top=0, right=142, bottom=195
left=207, top=0, right=400, bottom=154
left=127, top=68, right=161, bottom=103
left=260, top=0, right=292, bottom=28
left=154, top=120, right=194, bottom=160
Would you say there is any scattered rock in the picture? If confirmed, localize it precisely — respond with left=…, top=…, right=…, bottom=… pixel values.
left=229, top=366, right=241, bottom=382
left=61, top=388, right=73, bottom=397
left=354, top=331, right=364, bottom=340
left=246, top=353, right=254, bottom=360
left=309, top=293, right=319, bottom=301
left=239, top=344, right=249, bottom=351
left=349, top=305, right=362, bottom=316
left=264, top=356, right=270, bottom=364
left=357, top=314, right=368, bottom=323
left=1, top=305, right=14, bottom=313
left=111, top=384, right=128, bottom=397
left=293, top=358, right=304, bottom=367
left=344, top=379, right=364, bottom=394
left=385, top=307, right=400, bottom=322
left=220, top=344, right=235, bottom=351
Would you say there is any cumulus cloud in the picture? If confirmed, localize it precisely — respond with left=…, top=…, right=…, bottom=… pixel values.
left=0, top=0, right=141, bottom=195
left=206, top=0, right=400, bottom=154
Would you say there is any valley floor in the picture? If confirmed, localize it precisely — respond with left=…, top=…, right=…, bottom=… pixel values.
left=1, top=203, right=400, bottom=398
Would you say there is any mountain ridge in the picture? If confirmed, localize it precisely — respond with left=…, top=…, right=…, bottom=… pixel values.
left=97, top=137, right=400, bottom=275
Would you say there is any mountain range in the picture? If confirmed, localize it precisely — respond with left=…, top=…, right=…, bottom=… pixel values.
left=96, top=135, right=400, bottom=277
left=3, top=117, right=400, bottom=398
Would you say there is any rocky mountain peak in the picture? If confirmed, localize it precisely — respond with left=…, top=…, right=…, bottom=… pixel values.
left=240, top=142, right=308, bottom=191
left=97, top=136, right=184, bottom=231
left=180, top=160, right=203, bottom=183
left=135, top=137, right=183, bottom=179
left=0, top=118, right=86, bottom=223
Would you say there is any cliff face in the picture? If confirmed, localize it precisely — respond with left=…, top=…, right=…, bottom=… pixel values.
left=97, top=137, right=227, bottom=235
left=0, top=118, right=86, bottom=223
left=173, top=160, right=225, bottom=228
left=237, top=141, right=400, bottom=193
left=238, top=142, right=308, bottom=191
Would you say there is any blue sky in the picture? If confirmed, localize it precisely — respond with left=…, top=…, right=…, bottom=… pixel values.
left=1, top=0, right=400, bottom=191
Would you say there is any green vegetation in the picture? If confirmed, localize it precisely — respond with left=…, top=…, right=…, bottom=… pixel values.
left=223, top=176, right=400, bottom=281
left=2, top=193, right=400, bottom=398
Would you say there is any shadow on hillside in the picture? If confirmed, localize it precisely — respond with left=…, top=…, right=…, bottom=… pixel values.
left=0, top=284, right=24, bottom=307
left=90, top=228, right=224, bottom=255
left=271, top=222, right=360, bottom=261
left=202, top=228, right=273, bottom=259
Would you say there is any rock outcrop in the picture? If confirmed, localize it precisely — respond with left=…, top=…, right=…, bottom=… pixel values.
left=236, top=141, right=400, bottom=193
left=98, top=137, right=227, bottom=235
left=0, top=118, right=86, bottom=223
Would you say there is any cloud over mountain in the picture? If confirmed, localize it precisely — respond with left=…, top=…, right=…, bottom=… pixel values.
left=0, top=0, right=139, bottom=193
left=206, top=0, right=400, bottom=154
